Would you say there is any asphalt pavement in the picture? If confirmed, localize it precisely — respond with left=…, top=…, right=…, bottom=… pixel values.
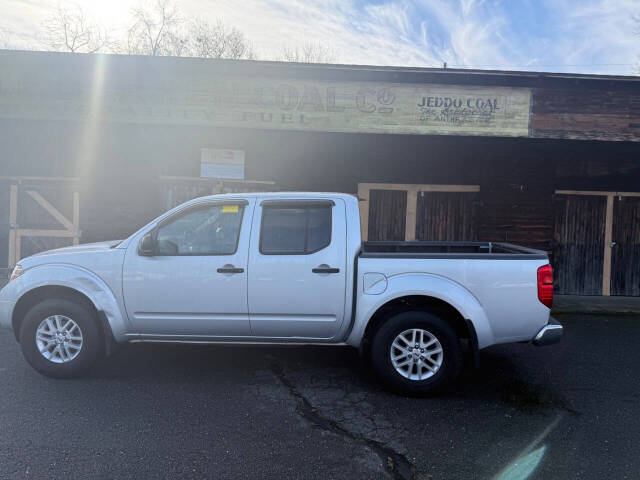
left=1, top=314, right=639, bottom=479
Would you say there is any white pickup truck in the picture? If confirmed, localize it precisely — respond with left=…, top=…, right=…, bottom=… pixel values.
left=0, top=192, right=562, bottom=394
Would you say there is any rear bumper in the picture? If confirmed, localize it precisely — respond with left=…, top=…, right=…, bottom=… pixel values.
left=532, top=316, right=563, bottom=346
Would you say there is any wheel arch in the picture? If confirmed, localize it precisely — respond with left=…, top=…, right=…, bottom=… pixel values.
left=11, top=285, right=116, bottom=350
left=8, top=264, right=127, bottom=344
left=347, top=272, right=493, bottom=350
left=363, top=295, right=471, bottom=343
left=13, top=285, right=92, bottom=338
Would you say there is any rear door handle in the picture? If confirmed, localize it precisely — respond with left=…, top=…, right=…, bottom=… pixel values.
left=217, top=264, right=244, bottom=274
left=312, top=264, right=340, bottom=274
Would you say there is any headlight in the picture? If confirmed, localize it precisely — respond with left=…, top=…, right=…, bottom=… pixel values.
left=9, top=264, right=24, bottom=282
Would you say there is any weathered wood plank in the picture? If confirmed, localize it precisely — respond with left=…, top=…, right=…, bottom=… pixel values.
left=531, top=88, right=640, bottom=142
left=603, top=195, right=614, bottom=296
left=8, top=185, right=17, bottom=268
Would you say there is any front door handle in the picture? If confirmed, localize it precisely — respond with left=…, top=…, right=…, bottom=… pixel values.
left=312, top=264, right=340, bottom=274
left=217, top=264, right=244, bottom=274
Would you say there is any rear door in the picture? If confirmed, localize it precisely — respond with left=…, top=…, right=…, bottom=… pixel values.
left=248, top=198, right=347, bottom=339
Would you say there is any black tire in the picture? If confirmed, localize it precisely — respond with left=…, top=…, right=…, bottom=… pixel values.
left=19, top=298, right=102, bottom=378
left=370, top=310, right=462, bottom=396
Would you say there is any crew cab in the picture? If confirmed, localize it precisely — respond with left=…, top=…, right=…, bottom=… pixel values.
left=0, top=192, right=562, bottom=394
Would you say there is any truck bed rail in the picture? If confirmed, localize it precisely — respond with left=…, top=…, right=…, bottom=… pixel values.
left=360, top=241, right=548, bottom=260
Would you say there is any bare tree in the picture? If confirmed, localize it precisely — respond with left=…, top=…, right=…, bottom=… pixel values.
left=187, top=19, right=255, bottom=59
left=279, top=42, right=337, bottom=64
left=42, top=5, right=110, bottom=53
left=126, top=0, right=186, bottom=56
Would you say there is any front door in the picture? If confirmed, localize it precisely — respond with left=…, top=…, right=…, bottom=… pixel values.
left=123, top=199, right=253, bottom=336
left=248, top=198, right=347, bottom=339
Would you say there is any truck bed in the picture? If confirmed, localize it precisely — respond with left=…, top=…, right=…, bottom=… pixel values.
left=360, top=241, right=548, bottom=260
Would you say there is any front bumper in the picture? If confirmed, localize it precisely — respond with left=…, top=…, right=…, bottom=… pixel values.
left=532, top=316, right=563, bottom=346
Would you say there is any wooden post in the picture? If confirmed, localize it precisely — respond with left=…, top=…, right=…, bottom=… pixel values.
left=15, top=234, right=21, bottom=267
left=602, top=194, right=614, bottom=296
left=8, top=184, right=18, bottom=268
left=72, top=191, right=80, bottom=245
left=357, top=184, right=370, bottom=241
left=405, top=187, right=418, bottom=241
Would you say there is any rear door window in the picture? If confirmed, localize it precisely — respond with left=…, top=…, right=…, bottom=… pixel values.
left=260, top=205, right=331, bottom=255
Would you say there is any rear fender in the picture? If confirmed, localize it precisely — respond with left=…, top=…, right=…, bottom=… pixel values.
left=347, top=272, right=493, bottom=348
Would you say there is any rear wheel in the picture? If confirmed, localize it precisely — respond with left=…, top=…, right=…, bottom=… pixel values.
left=370, top=310, right=462, bottom=395
left=19, top=298, right=102, bottom=378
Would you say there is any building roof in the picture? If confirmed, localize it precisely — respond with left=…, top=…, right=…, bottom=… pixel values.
left=2, top=49, right=639, bottom=92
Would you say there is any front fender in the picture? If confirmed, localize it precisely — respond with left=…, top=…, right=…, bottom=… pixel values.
left=0, top=264, right=129, bottom=342
left=346, top=273, right=494, bottom=349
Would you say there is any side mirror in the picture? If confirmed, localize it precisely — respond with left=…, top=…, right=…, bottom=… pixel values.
left=138, top=231, right=156, bottom=256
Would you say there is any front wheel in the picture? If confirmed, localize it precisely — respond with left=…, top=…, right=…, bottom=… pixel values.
left=19, top=298, right=102, bottom=378
left=370, top=310, right=462, bottom=395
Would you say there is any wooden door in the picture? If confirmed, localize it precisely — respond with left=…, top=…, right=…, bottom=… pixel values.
left=367, top=189, right=407, bottom=241
left=415, top=192, right=476, bottom=241
left=553, top=195, right=606, bottom=295
left=611, top=197, right=640, bottom=296
left=0, top=185, right=9, bottom=275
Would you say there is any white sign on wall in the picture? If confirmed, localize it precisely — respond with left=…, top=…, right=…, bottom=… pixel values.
left=200, top=148, right=245, bottom=179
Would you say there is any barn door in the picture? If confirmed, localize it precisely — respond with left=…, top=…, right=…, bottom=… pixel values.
left=416, top=191, right=476, bottom=241
left=553, top=195, right=606, bottom=295
left=611, top=196, right=640, bottom=296
left=6, top=180, right=80, bottom=269
left=367, top=189, right=407, bottom=241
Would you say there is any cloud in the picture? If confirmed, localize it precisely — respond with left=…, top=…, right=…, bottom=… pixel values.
left=1, top=0, right=638, bottom=74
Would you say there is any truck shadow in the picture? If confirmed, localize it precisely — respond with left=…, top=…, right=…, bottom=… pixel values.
left=88, top=340, right=576, bottom=417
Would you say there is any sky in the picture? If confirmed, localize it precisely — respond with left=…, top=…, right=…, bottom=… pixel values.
left=1, top=0, right=639, bottom=75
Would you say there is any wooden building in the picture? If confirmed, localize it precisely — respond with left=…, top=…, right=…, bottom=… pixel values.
left=0, top=50, right=639, bottom=296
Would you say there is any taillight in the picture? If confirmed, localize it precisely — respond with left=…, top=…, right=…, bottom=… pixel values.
left=537, top=264, right=553, bottom=309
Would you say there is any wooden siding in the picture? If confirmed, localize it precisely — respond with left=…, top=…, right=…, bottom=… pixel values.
left=476, top=158, right=555, bottom=251
left=553, top=195, right=606, bottom=295
left=157, top=177, right=278, bottom=210
left=368, top=189, right=407, bottom=241
left=531, top=88, right=640, bottom=142
left=611, top=197, right=640, bottom=296
left=415, top=192, right=476, bottom=241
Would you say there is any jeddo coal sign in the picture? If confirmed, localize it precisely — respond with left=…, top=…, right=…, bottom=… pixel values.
left=0, top=67, right=532, bottom=137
